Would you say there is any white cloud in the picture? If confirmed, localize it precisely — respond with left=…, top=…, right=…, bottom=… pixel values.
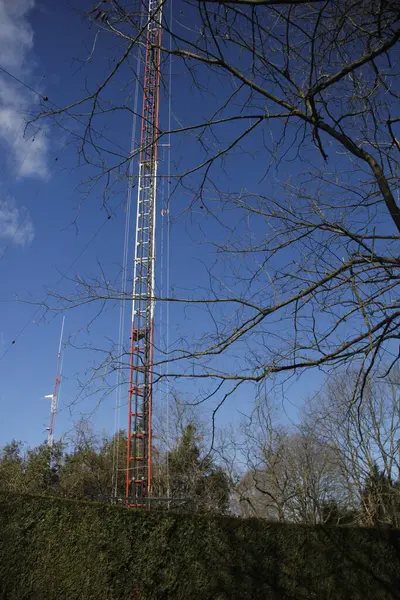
left=0, top=0, right=49, bottom=248
left=0, top=197, right=34, bottom=246
left=0, top=0, right=49, bottom=179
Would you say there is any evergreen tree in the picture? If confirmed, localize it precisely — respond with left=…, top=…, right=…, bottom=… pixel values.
left=0, top=440, right=24, bottom=493
left=166, top=424, right=230, bottom=513
left=24, top=442, right=64, bottom=496
left=59, top=430, right=126, bottom=500
left=0, top=426, right=230, bottom=513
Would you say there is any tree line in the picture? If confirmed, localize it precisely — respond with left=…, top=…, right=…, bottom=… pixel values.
left=0, top=403, right=230, bottom=514
left=2, top=369, right=400, bottom=526
left=232, top=368, right=400, bottom=527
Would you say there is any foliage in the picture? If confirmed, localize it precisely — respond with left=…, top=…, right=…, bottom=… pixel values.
left=165, top=424, right=230, bottom=513
left=59, top=429, right=127, bottom=500
left=1, top=492, right=400, bottom=600
left=0, top=441, right=24, bottom=494
left=2, top=372, right=400, bottom=525
left=0, top=424, right=229, bottom=512
left=24, top=442, right=63, bottom=496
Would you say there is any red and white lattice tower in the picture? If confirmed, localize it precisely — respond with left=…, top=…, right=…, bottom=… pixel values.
left=125, top=0, right=163, bottom=507
left=44, top=316, right=65, bottom=447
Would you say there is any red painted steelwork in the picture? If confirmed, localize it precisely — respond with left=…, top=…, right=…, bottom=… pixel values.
left=126, top=0, right=163, bottom=508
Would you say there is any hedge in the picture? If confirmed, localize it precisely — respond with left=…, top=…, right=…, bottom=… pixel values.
left=1, top=493, right=400, bottom=599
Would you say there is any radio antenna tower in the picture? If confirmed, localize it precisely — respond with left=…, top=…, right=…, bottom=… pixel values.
left=44, top=316, right=65, bottom=447
left=126, top=0, right=163, bottom=507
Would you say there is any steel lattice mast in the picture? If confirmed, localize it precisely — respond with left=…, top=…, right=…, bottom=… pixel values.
left=126, top=0, right=163, bottom=507
left=45, top=316, right=65, bottom=447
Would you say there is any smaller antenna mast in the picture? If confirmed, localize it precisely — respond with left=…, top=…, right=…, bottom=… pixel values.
left=44, top=316, right=65, bottom=447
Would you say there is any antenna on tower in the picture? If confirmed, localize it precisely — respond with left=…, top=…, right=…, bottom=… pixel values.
left=126, top=0, right=163, bottom=508
left=44, top=316, right=65, bottom=447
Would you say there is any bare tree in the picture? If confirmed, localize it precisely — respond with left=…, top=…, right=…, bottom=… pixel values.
left=35, top=1, right=400, bottom=413
left=233, top=399, right=347, bottom=523
left=306, top=368, right=400, bottom=526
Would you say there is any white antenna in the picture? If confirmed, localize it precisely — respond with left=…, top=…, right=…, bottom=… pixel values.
left=44, top=317, right=65, bottom=447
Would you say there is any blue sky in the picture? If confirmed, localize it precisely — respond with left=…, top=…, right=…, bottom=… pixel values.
left=0, top=0, right=138, bottom=447
left=0, top=0, right=328, bottom=449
